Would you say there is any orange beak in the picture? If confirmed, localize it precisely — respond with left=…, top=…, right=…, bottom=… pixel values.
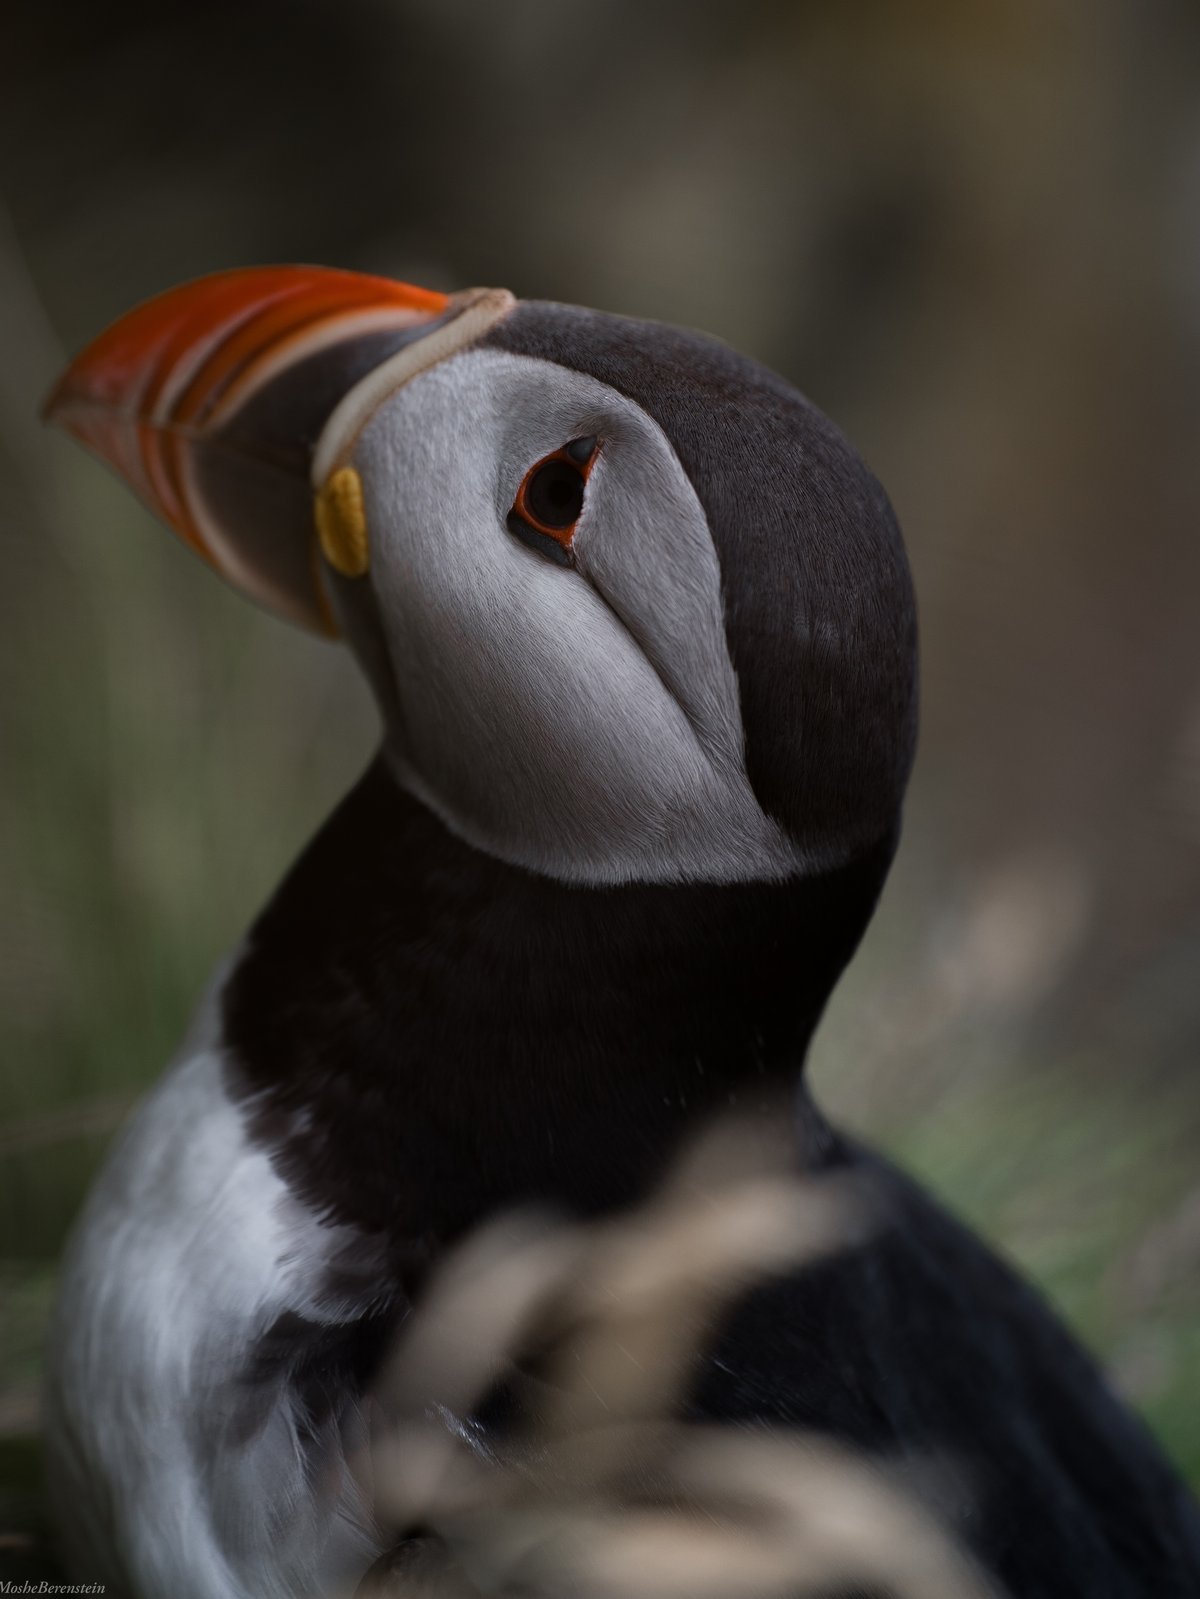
left=45, top=266, right=510, bottom=632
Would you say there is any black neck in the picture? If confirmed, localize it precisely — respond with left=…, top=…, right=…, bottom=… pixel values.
left=223, top=759, right=893, bottom=1263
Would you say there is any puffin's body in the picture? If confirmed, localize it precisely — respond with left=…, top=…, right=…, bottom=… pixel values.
left=44, top=272, right=1200, bottom=1598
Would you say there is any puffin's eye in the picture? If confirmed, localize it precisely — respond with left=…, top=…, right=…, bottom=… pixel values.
left=524, top=458, right=585, bottom=529
left=507, top=436, right=598, bottom=565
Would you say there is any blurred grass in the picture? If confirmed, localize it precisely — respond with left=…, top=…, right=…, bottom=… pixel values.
left=816, top=907, right=1200, bottom=1486
left=874, top=1064, right=1200, bottom=1483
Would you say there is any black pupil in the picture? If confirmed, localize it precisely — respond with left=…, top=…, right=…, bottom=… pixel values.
left=526, top=458, right=585, bottom=530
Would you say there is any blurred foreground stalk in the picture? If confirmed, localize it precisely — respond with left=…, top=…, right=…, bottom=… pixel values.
left=352, top=1121, right=999, bottom=1599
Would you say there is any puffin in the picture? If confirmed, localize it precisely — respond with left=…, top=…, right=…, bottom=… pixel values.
left=43, top=267, right=1200, bottom=1599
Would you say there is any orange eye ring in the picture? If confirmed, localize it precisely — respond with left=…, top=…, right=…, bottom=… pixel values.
left=508, top=436, right=599, bottom=564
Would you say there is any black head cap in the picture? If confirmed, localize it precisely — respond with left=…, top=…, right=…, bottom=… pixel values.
left=482, top=303, right=919, bottom=863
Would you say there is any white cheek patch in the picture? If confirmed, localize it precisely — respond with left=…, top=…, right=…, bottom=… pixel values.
left=345, top=348, right=805, bottom=887
left=571, top=419, right=747, bottom=776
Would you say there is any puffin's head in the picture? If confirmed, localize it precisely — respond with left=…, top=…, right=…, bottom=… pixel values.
left=48, top=268, right=917, bottom=888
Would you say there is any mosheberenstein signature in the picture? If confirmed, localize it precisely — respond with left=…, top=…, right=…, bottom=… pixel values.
left=0, top=1584, right=105, bottom=1594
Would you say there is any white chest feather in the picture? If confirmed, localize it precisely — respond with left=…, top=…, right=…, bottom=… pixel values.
left=45, top=981, right=384, bottom=1599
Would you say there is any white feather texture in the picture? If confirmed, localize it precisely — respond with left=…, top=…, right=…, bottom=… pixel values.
left=44, top=974, right=384, bottom=1599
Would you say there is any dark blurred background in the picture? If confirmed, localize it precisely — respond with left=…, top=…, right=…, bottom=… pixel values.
left=2, top=0, right=1199, bottom=1550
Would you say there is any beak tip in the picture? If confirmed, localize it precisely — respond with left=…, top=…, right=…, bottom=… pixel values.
left=40, top=375, right=68, bottom=427
left=39, top=381, right=112, bottom=473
